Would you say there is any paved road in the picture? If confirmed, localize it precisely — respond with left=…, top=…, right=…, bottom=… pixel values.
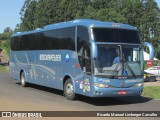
left=0, top=72, right=160, bottom=120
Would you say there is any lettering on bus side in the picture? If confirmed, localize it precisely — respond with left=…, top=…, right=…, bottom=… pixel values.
left=39, top=54, right=61, bottom=61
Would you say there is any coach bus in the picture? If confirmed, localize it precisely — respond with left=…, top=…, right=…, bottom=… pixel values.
left=10, top=19, right=154, bottom=100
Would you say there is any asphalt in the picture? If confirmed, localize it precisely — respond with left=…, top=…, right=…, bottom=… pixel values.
left=0, top=72, right=160, bottom=120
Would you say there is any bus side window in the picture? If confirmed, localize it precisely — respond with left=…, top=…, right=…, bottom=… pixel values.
left=78, top=43, right=91, bottom=73
left=77, top=26, right=91, bottom=74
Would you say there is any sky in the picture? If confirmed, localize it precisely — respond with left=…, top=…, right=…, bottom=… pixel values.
left=0, top=0, right=160, bottom=33
left=0, top=0, right=25, bottom=33
left=155, top=0, right=160, bottom=8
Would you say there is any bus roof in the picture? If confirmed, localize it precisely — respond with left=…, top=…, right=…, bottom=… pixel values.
left=12, top=19, right=137, bottom=37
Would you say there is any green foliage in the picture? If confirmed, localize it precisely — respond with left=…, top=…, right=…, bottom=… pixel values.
left=16, top=0, right=160, bottom=59
left=20, top=0, right=37, bottom=31
left=0, top=65, right=8, bottom=72
left=0, top=32, right=12, bottom=41
left=3, top=27, right=13, bottom=33
left=0, top=27, right=12, bottom=57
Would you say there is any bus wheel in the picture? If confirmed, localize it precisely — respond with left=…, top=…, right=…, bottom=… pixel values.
left=20, top=72, right=27, bottom=87
left=64, top=79, right=76, bottom=100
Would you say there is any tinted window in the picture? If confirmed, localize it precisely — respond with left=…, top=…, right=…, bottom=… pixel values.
left=77, top=26, right=89, bottom=53
left=77, top=26, right=91, bottom=74
left=43, top=30, right=61, bottom=50
left=22, top=35, right=30, bottom=50
left=30, top=33, right=42, bottom=50
left=93, top=28, right=141, bottom=44
left=61, top=27, right=75, bottom=50
left=11, top=27, right=75, bottom=51
left=11, top=36, right=30, bottom=50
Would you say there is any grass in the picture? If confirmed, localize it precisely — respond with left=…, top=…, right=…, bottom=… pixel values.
left=142, top=86, right=160, bottom=99
left=0, top=65, right=9, bottom=72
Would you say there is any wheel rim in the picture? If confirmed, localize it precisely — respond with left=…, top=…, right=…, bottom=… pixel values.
left=21, top=74, right=25, bottom=85
left=66, top=83, right=73, bottom=96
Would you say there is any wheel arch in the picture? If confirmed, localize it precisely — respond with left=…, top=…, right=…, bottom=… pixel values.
left=63, top=74, right=74, bottom=90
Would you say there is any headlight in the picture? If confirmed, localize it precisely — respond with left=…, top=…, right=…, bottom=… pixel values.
left=94, top=83, right=109, bottom=88
left=134, top=83, right=143, bottom=87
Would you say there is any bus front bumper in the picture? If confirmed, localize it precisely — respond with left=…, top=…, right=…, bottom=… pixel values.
left=91, top=86, right=143, bottom=97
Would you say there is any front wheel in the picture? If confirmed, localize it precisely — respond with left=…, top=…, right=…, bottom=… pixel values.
left=64, top=79, right=76, bottom=100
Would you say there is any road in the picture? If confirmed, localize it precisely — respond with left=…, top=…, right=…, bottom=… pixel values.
left=0, top=72, right=160, bottom=120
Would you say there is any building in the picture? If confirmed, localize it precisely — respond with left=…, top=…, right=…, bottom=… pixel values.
left=143, top=51, right=158, bottom=61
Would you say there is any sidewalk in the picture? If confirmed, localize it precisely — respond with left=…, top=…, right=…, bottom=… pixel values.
left=144, top=81, right=160, bottom=86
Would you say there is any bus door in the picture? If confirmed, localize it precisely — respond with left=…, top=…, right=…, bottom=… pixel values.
left=76, top=43, right=91, bottom=94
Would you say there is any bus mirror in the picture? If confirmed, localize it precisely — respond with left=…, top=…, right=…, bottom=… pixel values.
left=144, top=42, right=154, bottom=60
left=91, top=41, right=98, bottom=59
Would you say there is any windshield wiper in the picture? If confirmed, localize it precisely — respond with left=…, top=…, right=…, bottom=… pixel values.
left=110, top=59, right=123, bottom=79
left=110, top=59, right=136, bottom=79
left=123, top=60, right=136, bottom=78
left=110, top=45, right=137, bottom=79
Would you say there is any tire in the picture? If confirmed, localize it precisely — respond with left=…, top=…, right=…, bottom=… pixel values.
left=20, top=72, right=27, bottom=87
left=149, top=76, right=156, bottom=82
left=64, top=79, right=76, bottom=100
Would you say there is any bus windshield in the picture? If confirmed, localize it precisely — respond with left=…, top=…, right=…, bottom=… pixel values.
left=93, top=44, right=143, bottom=78
left=93, top=28, right=141, bottom=44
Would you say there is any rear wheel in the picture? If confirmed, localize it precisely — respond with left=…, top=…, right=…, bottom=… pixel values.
left=64, top=79, right=76, bottom=100
left=20, top=72, right=27, bottom=87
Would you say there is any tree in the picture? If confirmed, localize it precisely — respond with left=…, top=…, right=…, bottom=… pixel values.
left=35, top=0, right=61, bottom=28
left=14, top=24, right=21, bottom=33
left=3, top=27, right=13, bottom=33
left=0, top=27, right=13, bottom=41
left=75, top=0, right=90, bottom=18
left=0, top=27, right=13, bottom=56
left=19, top=0, right=160, bottom=58
left=142, top=0, right=160, bottom=57
left=20, top=0, right=37, bottom=31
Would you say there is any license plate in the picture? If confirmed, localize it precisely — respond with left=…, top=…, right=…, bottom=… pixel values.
left=118, top=90, right=127, bottom=95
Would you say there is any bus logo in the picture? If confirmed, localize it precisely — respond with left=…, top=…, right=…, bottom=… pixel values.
left=40, top=54, right=61, bottom=61
left=65, top=54, right=70, bottom=63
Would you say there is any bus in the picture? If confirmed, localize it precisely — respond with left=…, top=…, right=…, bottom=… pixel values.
left=10, top=19, right=153, bottom=100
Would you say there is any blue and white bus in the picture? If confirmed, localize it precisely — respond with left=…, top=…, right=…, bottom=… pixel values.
left=10, top=19, right=153, bottom=100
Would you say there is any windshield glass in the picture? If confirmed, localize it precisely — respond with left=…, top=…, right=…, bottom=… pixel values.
left=94, top=44, right=143, bottom=78
left=93, top=28, right=141, bottom=44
